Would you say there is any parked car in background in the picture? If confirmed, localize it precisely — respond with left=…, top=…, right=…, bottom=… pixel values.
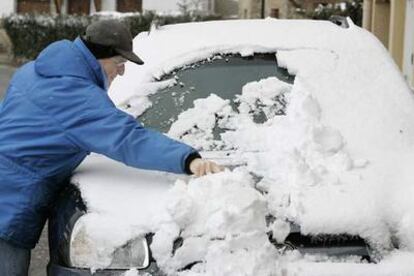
left=48, top=17, right=414, bottom=275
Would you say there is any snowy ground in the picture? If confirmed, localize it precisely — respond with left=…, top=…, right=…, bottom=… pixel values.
left=72, top=19, right=414, bottom=275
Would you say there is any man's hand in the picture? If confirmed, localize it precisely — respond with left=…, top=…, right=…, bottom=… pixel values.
left=189, top=158, right=224, bottom=177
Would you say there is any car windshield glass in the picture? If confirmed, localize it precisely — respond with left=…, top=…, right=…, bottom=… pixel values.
left=138, top=53, right=295, bottom=133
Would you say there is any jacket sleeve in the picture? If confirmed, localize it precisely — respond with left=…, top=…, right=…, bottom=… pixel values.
left=55, top=84, right=197, bottom=174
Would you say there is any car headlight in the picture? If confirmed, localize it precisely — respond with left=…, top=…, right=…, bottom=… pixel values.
left=108, top=237, right=150, bottom=269
left=69, top=218, right=150, bottom=270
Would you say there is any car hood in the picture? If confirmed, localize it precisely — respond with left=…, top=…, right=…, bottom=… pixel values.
left=72, top=153, right=182, bottom=225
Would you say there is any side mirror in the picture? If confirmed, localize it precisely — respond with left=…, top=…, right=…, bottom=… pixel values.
left=329, top=15, right=350, bottom=29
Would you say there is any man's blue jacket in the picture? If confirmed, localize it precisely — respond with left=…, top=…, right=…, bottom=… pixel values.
left=0, top=38, right=196, bottom=249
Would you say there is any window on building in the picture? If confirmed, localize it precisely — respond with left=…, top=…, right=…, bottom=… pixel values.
left=270, top=8, right=279, bottom=18
left=68, top=0, right=90, bottom=15
left=17, top=0, right=50, bottom=14
left=117, top=0, right=142, bottom=12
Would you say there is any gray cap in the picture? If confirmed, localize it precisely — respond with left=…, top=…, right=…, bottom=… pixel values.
left=84, top=19, right=144, bottom=65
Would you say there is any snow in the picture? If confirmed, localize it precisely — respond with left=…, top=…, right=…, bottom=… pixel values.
left=91, top=11, right=141, bottom=18
left=72, top=19, right=414, bottom=274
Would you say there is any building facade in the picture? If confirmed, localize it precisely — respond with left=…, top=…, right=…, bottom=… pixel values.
left=363, top=0, right=414, bottom=88
left=239, top=0, right=341, bottom=19
left=214, top=0, right=238, bottom=18
left=0, top=0, right=142, bottom=15
left=0, top=1, right=17, bottom=15
left=143, top=0, right=213, bottom=15
left=143, top=0, right=238, bottom=18
left=1, top=0, right=238, bottom=17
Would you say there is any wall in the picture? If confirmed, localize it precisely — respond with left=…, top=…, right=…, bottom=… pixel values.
left=101, top=0, right=116, bottom=11
left=266, top=0, right=284, bottom=18
left=0, top=0, right=16, bottom=16
left=403, top=0, right=414, bottom=88
left=388, top=0, right=405, bottom=68
left=363, top=0, right=372, bottom=29
left=238, top=0, right=251, bottom=18
left=117, top=0, right=142, bottom=12
left=143, top=0, right=214, bottom=14
left=17, top=0, right=51, bottom=14
left=371, top=0, right=390, bottom=47
left=215, top=0, right=238, bottom=18
left=143, top=0, right=180, bottom=13
left=239, top=0, right=344, bottom=19
left=239, top=0, right=263, bottom=18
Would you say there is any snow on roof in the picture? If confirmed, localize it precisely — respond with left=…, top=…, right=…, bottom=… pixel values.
left=73, top=19, right=414, bottom=274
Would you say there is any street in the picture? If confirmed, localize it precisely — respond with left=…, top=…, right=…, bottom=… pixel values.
left=0, top=64, right=15, bottom=98
left=0, top=63, right=48, bottom=276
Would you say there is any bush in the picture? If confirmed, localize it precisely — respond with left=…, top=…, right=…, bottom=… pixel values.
left=2, top=12, right=221, bottom=61
left=3, top=14, right=89, bottom=60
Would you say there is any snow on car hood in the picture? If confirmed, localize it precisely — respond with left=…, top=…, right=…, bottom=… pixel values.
left=72, top=19, right=414, bottom=274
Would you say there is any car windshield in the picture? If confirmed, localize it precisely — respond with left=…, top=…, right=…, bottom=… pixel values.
left=138, top=53, right=295, bottom=133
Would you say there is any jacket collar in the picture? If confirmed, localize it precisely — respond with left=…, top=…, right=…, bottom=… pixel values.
left=73, top=37, right=107, bottom=90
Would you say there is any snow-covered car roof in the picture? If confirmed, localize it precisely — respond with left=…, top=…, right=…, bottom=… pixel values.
left=71, top=19, right=414, bottom=274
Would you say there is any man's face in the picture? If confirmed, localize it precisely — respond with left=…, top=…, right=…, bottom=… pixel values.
left=99, top=56, right=127, bottom=87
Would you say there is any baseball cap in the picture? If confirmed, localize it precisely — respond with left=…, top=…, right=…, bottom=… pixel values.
left=83, top=19, right=144, bottom=65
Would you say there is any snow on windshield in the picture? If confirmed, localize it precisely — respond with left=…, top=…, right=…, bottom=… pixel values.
left=73, top=19, right=414, bottom=275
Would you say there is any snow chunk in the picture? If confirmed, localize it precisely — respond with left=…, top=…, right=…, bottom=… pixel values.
left=168, top=94, right=233, bottom=150
left=151, top=170, right=280, bottom=275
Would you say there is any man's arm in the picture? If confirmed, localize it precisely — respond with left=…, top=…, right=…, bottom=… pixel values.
left=64, top=105, right=198, bottom=174
left=50, top=84, right=222, bottom=175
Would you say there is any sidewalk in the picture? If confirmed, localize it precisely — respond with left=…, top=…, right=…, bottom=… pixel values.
left=0, top=61, right=16, bottom=98
left=0, top=25, right=14, bottom=66
left=0, top=52, right=12, bottom=65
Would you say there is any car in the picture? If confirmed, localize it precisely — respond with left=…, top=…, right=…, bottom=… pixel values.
left=47, top=17, right=414, bottom=275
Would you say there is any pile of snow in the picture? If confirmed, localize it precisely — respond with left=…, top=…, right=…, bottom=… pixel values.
left=73, top=19, right=414, bottom=275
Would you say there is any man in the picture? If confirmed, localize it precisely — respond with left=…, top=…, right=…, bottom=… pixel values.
left=0, top=19, right=222, bottom=275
